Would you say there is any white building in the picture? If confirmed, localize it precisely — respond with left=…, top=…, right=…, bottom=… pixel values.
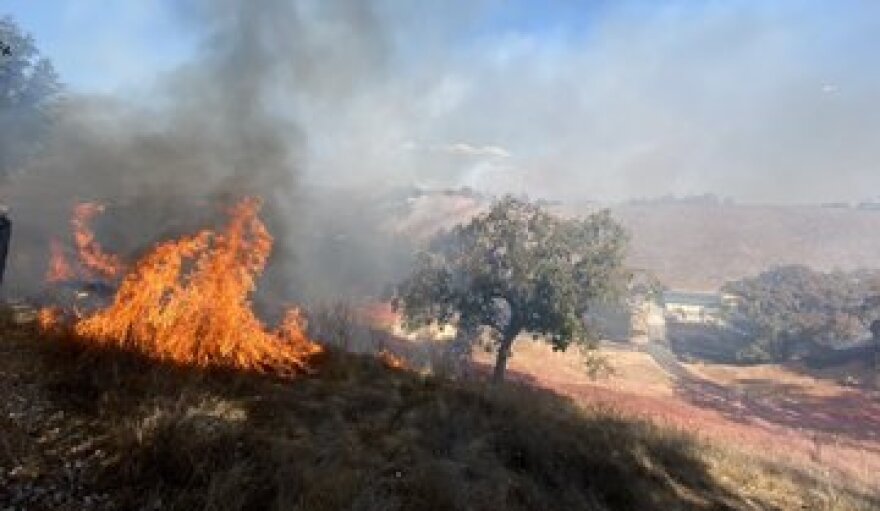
left=662, top=291, right=736, bottom=325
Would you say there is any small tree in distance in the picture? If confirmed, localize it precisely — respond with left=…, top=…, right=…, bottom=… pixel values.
left=723, top=265, right=880, bottom=362
left=394, top=196, right=630, bottom=383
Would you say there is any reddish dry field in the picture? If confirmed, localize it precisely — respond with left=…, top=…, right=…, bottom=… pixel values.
left=475, top=342, right=880, bottom=493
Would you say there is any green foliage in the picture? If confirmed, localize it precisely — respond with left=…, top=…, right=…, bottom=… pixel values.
left=723, top=265, right=880, bottom=362
left=627, top=269, right=666, bottom=304
left=0, top=16, right=61, bottom=176
left=394, top=196, right=629, bottom=381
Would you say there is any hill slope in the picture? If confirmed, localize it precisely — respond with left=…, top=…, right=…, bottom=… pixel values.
left=386, top=193, right=880, bottom=291
left=1, top=319, right=876, bottom=510
left=613, top=203, right=880, bottom=289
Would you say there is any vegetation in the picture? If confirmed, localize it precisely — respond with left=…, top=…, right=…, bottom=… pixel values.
left=723, top=265, right=880, bottom=362
left=394, top=196, right=629, bottom=383
left=0, top=16, right=60, bottom=177
left=1, top=314, right=876, bottom=510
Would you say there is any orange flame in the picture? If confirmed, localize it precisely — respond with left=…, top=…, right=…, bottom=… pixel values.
left=37, top=307, right=62, bottom=331
left=378, top=349, right=407, bottom=370
left=71, top=202, right=125, bottom=280
left=45, top=238, right=74, bottom=283
left=45, top=197, right=322, bottom=377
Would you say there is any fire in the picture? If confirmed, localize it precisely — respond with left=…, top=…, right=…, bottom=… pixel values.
left=45, top=238, right=74, bottom=283
left=44, top=197, right=322, bottom=377
left=378, top=349, right=407, bottom=370
left=71, top=202, right=125, bottom=280
left=37, top=307, right=62, bottom=331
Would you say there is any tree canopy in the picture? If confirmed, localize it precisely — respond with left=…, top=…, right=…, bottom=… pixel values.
left=394, top=196, right=630, bottom=382
left=0, top=16, right=60, bottom=177
left=723, top=265, right=880, bottom=362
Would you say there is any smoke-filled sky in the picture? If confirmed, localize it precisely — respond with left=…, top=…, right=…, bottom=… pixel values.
left=5, top=0, right=880, bottom=203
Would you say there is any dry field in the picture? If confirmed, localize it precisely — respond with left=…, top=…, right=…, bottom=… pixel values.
left=474, top=340, right=880, bottom=496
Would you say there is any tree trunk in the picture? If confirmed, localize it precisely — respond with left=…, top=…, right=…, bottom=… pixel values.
left=492, top=329, right=519, bottom=384
left=0, top=215, right=10, bottom=287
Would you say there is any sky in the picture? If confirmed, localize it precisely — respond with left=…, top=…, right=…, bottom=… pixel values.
left=3, top=0, right=195, bottom=92
left=3, top=0, right=880, bottom=204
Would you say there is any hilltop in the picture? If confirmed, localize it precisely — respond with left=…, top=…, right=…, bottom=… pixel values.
left=612, top=202, right=880, bottom=290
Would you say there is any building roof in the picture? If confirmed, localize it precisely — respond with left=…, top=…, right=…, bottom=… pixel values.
left=662, top=290, right=724, bottom=308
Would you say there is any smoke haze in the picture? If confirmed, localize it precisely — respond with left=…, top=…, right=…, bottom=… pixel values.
left=3, top=0, right=880, bottom=298
left=3, top=0, right=391, bottom=301
left=256, top=1, right=880, bottom=204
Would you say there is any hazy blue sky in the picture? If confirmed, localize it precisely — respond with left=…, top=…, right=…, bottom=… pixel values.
left=3, top=0, right=609, bottom=92
left=4, top=1, right=880, bottom=202
left=3, top=0, right=195, bottom=92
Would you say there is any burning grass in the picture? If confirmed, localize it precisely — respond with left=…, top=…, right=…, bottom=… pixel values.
left=70, top=202, right=126, bottom=280
left=45, top=238, right=74, bottom=283
left=39, top=197, right=322, bottom=377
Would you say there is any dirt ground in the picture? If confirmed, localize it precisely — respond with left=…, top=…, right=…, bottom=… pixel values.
left=474, top=341, right=880, bottom=494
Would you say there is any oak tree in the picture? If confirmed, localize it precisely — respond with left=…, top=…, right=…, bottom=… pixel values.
left=394, top=196, right=629, bottom=383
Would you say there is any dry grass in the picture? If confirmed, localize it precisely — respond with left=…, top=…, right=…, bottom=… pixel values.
left=486, top=338, right=880, bottom=495
left=1, top=315, right=877, bottom=510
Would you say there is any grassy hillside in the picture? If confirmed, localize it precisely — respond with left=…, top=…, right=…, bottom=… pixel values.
left=1, top=316, right=877, bottom=510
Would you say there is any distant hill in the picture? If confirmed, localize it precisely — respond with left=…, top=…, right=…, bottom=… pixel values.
left=392, top=193, right=880, bottom=290
left=391, top=192, right=880, bottom=291
left=12, top=185, right=876, bottom=301
left=611, top=203, right=880, bottom=290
